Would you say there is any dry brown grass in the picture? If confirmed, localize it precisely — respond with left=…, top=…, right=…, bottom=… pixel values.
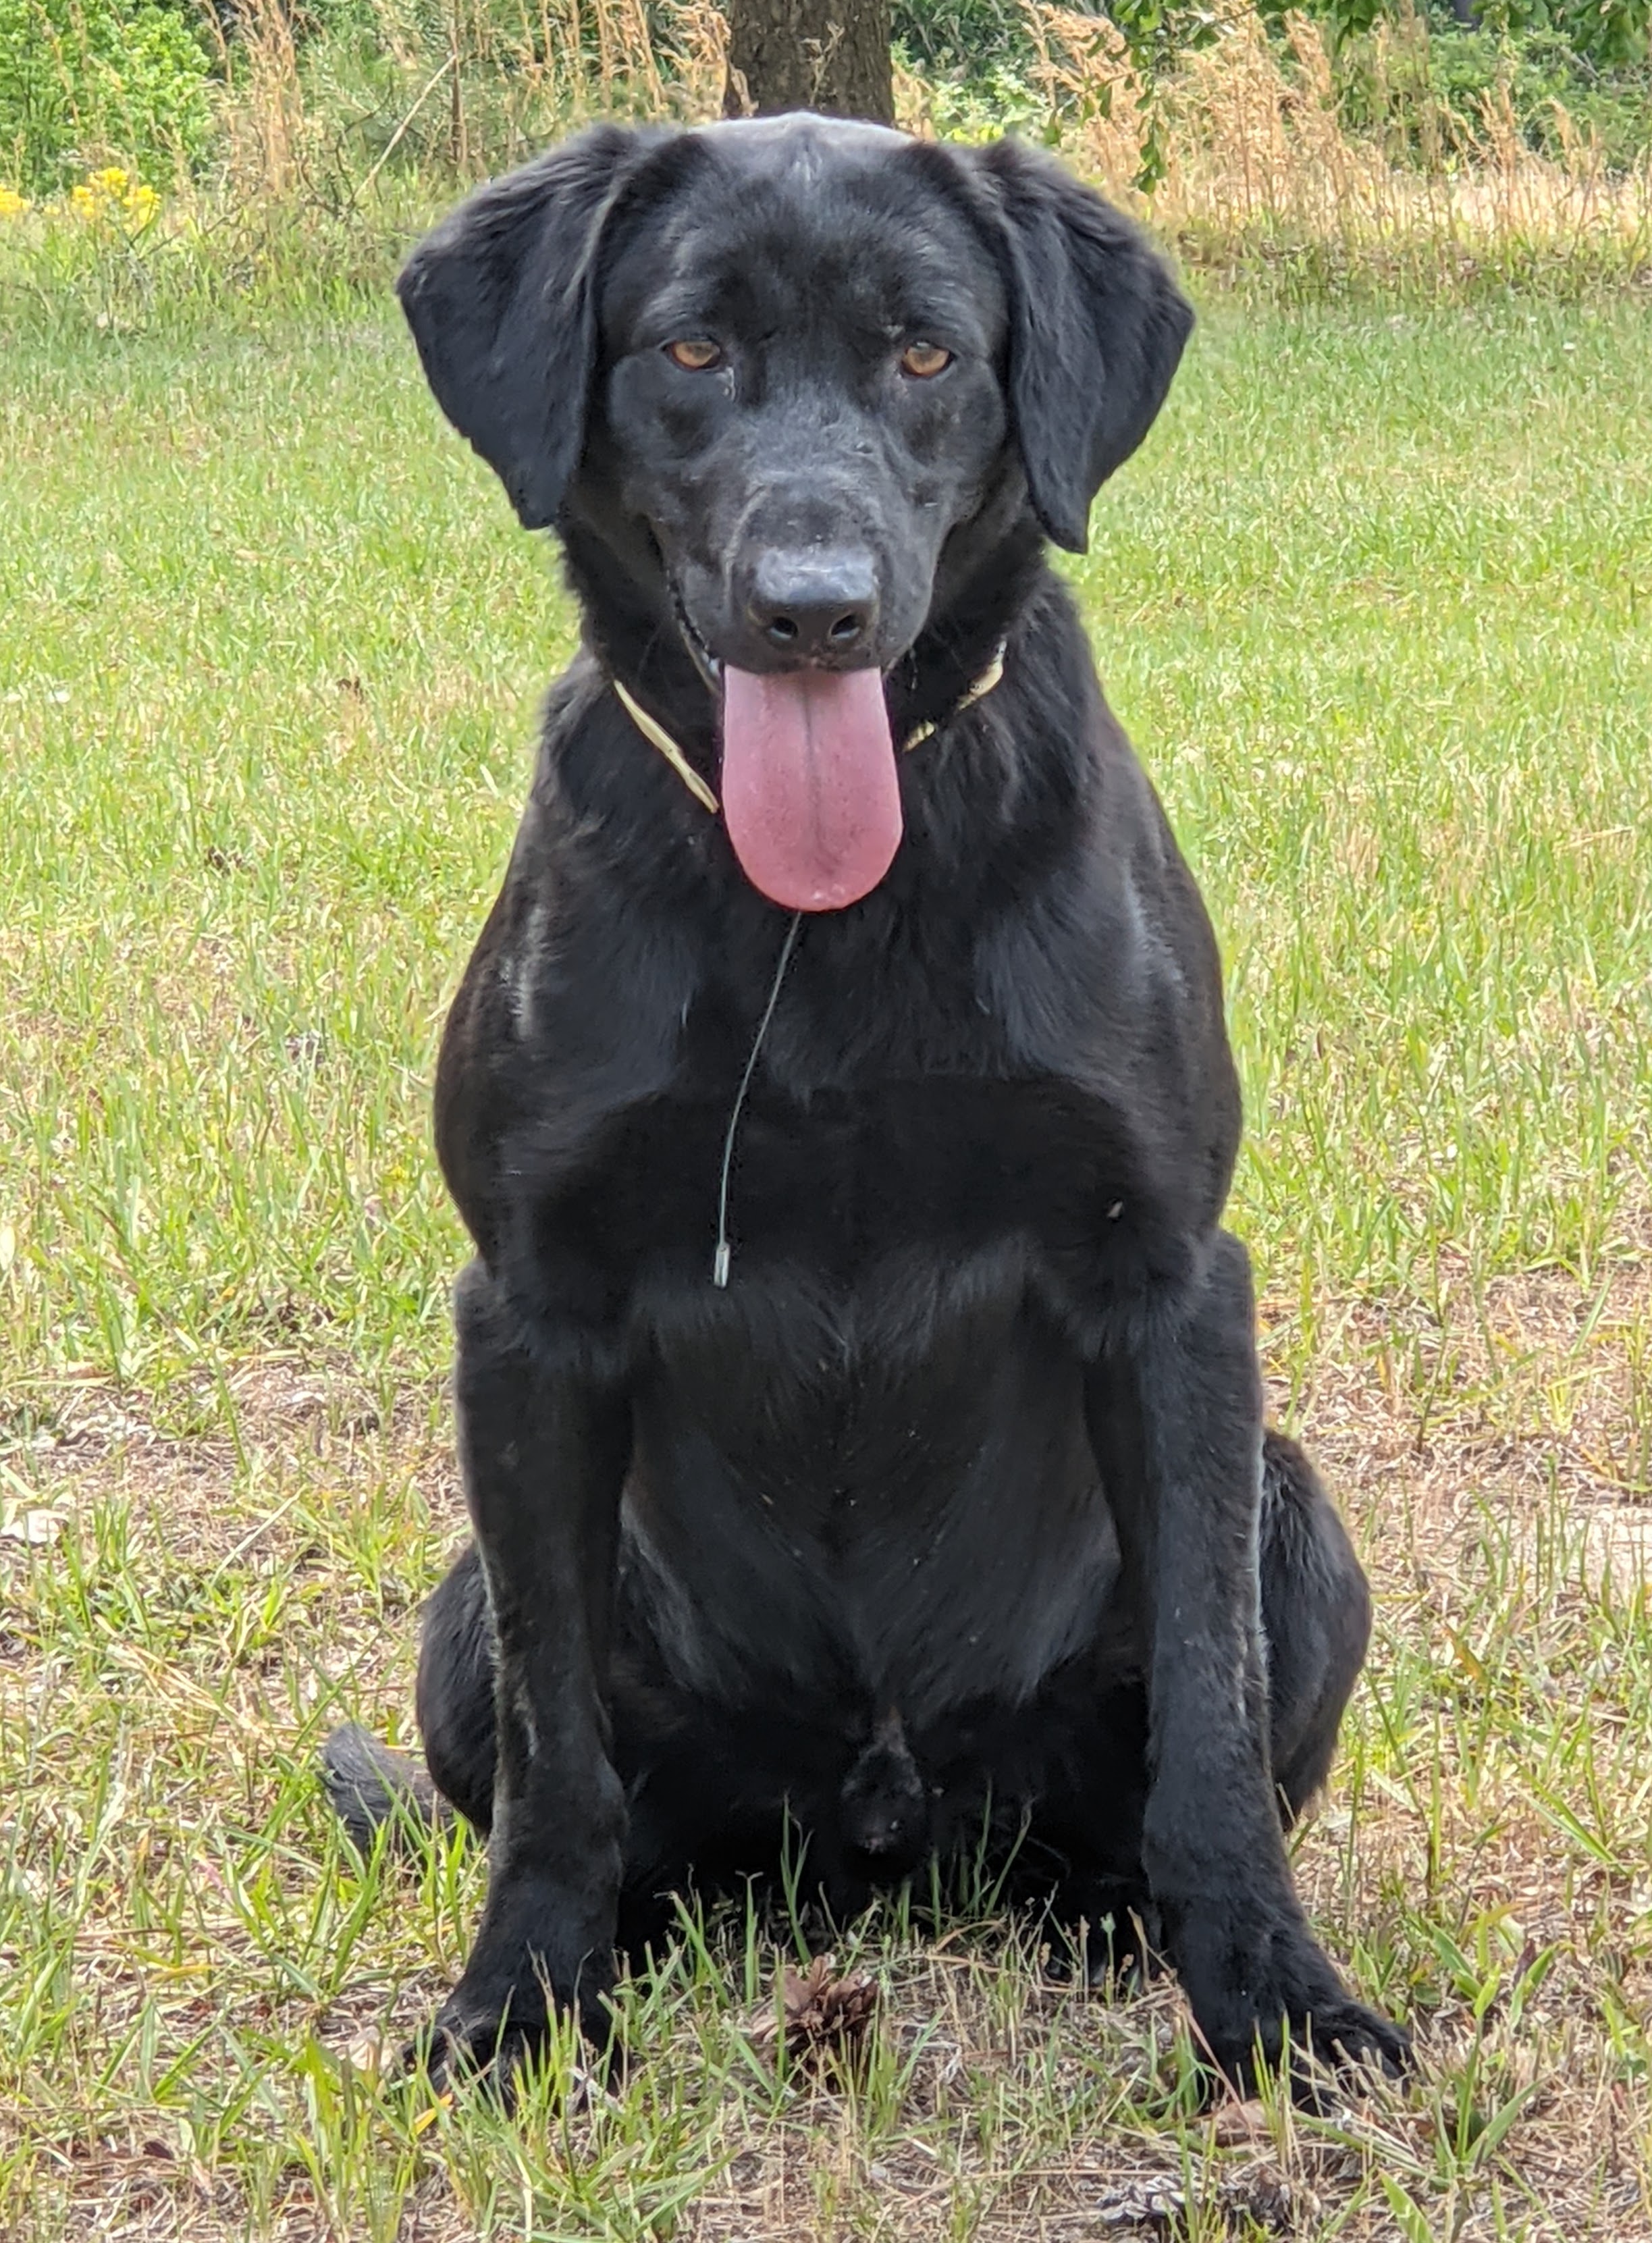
left=14, top=0, right=1648, bottom=317
left=898, top=5, right=1652, bottom=292
left=210, top=0, right=730, bottom=208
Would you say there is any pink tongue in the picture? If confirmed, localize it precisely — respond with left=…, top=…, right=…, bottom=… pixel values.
left=720, top=666, right=902, bottom=911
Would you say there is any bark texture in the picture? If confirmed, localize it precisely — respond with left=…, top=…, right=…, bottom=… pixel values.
left=724, top=0, right=895, bottom=126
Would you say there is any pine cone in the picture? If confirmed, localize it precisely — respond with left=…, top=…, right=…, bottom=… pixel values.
left=749, top=1953, right=879, bottom=2073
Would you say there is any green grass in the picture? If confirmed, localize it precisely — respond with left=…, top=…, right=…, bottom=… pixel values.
left=2, top=298, right=1651, bottom=2238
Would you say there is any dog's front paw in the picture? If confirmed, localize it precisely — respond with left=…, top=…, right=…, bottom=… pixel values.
left=1176, top=1911, right=1410, bottom=2098
left=413, top=2003, right=542, bottom=2105
left=409, top=1963, right=616, bottom=2104
left=1246, top=1983, right=1412, bottom=2100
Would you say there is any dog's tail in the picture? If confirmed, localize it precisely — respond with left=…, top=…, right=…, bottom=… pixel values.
left=320, top=1722, right=452, bottom=1855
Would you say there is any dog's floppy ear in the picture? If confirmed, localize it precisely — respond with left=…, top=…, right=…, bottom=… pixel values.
left=971, top=142, right=1193, bottom=554
left=396, top=124, right=651, bottom=530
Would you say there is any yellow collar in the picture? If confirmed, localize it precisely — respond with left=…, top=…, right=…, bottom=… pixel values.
left=612, top=644, right=1007, bottom=816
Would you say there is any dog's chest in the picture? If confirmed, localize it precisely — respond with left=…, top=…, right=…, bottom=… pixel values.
left=621, top=1256, right=1121, bottom=1725
left=535, top=1073, right=1156, bottom=1721
left=529, top=1069, right=1183, bottom=1324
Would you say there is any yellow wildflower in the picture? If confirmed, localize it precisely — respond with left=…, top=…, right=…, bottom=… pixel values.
left=69, top=169, right=161, bottom=229
left=0, top=187, right=29, bottom=219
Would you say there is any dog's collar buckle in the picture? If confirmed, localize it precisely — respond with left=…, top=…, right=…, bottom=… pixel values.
left=611, top=641, right=1008, bottom=814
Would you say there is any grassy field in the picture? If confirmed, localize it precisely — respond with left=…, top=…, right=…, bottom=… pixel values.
left=2, top=296, right=1651, bottom=2240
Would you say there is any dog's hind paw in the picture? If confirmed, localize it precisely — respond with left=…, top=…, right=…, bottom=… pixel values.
left=1042, top=1893, right=1163, bottom=1994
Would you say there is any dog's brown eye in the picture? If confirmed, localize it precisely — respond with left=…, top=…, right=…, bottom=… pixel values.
left=900, top=341, right=952, bottom=379
left=665, top=338, right=722, bottom=371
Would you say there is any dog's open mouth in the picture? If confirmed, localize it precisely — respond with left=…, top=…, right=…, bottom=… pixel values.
left=718, top=666, right=903, bottom=914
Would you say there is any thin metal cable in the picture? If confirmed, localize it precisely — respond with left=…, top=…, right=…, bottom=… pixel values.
left=712, top=911, right=803, bottom=1287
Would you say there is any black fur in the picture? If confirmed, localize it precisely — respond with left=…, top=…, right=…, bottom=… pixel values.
left=327, top=113, right=1408, bottom=2094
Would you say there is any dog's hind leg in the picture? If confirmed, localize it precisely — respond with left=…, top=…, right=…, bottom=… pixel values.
left=1028, top=1430, right=1367, bottom=1988
left=319, top=1542, right=497, bottom=1848
left=416, top=1539, right=499, bottom=1832
left=1083, top=1232, right=1406, bottom=2084
left=1257, top=1429, right=1371, bottom=1822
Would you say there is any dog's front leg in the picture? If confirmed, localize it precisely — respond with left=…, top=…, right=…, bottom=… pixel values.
left=1086, top=1229, right=1407, bottom=2088
left=426, top=1258, right=632, bottom=2090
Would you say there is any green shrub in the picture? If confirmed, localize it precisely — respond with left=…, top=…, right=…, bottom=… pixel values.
left=1279, top=0, right=1648, bottom=71
left=892, top=0, right=1036, bottom=73
left=1337, top=22, right=1652, bottom=167
left=1467, top=0, right=1649, bottom=73
left=0, top=0, right=214, bottom=197
left=890, top=0, right=1649, bottom=122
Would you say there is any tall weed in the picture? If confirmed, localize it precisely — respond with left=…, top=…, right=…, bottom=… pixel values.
left=926, top=3, right=1652, bottom=298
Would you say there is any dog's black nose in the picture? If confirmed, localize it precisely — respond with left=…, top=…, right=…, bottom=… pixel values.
left=743, top=548, right=878, bottom=663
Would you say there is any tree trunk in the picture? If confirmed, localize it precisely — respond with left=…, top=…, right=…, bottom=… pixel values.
left=724, top=0, right=894, bottom=126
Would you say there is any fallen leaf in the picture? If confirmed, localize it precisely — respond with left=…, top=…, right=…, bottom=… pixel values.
left=1210, top=2096, right=1269, bottom=2146
left=1, top=1506, right=65, bottom=1546
left=341, top=2028, right=390, bottom=2074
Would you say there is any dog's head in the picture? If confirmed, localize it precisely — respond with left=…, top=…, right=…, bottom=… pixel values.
left=399, top=116, right=1191, bottom=909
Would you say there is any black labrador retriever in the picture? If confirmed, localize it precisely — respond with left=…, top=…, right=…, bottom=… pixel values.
left=323, top=111, right=1409, bottom=2094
